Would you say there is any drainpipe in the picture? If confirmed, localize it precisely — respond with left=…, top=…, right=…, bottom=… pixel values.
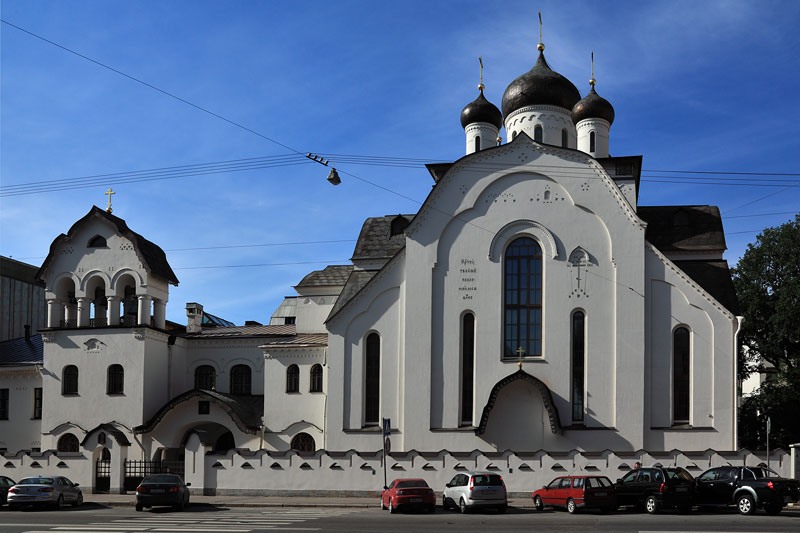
left=733, top=316, right=744, bottom=450
left=323, top=347, right=328, bottom=451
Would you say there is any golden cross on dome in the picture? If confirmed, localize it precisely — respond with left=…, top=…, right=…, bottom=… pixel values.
left=478, top=56, right=484, bottom=91
left=537, top=11, right=545, bottom=52
left=104, top=187, right=115, bottom=213
left=516, top=346, right=526, bottom=369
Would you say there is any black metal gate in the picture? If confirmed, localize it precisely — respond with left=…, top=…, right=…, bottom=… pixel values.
left=123, top=460, right=185, bottom=491
left=95, top=458, right=111, bottom=493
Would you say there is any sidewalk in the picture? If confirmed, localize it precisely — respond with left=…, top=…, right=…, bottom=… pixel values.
left=87, top=493, right=535, bottom=509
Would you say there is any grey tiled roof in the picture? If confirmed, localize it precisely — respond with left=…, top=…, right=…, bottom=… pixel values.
left=327, top=270, right=378, bottom=322
left=638, top=205, right=727, bottom=253
left=37, top=206, right=179, bottom=286
left=296, top=265, right=354, bottom=288
left=260, top=333, right=329, bottom=347
left=673, top=260, right=740, bottom=315
left=183, top=324, right=296, bottom=338
left=351, top=215, right=413, bottom=262
left=0, top=334, right=43, bottom=365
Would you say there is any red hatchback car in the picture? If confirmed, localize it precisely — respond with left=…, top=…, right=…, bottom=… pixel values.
left=381, top=478, right=436, bottom=513
left=532, top=475, right=617, bottom=513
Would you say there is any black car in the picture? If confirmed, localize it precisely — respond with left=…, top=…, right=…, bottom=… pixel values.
left=695, top=465, right=800, bottom=515
left=135, top=474, right=191, bottom=511
left=615, top=466, right=694, bottom=513
left=0, top=476, right=15, bottom=506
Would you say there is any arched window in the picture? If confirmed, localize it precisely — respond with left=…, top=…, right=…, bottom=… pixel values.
left=474, top=136, right=481, bottom=152
left=461, top=313, right=475, bottom=426
left=286, top=364, right=299, bottom=393
left=534, top=125, right=543, bottom=143
left=57, top=433, right=79, bottom=453
left=87, top=235, right=107, bottom=248
left=310, top=364, right=323, bottom=393
left=571, top=311, right=586, bottom=422
left=589, top=131, right=596, bottom=152
left=364, top=332, right=381, bottom=426
left=107, top=364, right=124, bottom=394
left=291, top=432, right=316, bottom=453
left=230, top=364, right=252, bottom=395
left=673, top=327, right=691, bottom=424
left=503, top=237, right=543, bottom=358
left=195, top=365, right=216, bottom=390
left=561, top=128, right=568, bottom=148
left=62, top=365, right=79, bottom=395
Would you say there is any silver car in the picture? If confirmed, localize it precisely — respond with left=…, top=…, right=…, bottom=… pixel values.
left=442, top=471, right=507, bottom=513
left=7, top=476, right=83, bottom=510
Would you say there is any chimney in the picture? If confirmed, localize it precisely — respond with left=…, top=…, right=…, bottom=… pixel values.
left=186, top=303, right=204, bottom=334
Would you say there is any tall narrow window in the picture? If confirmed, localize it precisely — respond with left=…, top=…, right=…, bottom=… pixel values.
left=589, top=131, right=596, bottom=152
left=286, top=364, right=299, bottom=393
left=461, top=313, right=475, bottom=426
left=62, top=365, right=79, bottom=395
left=571, top=311, right=586, bottom=423
left=534, top=125, right=543, bottom=143
left=364, top=332, right=381, bottom=426
left=504, top=237, right=543, bottom=357
left=57, top=433, right=79, bottom=453
left=673, top=327, right=691, bottom=423
left=561, top=128, right=568, bottom=148
left=194, top=365, right=216, bottom=390
left=33, top=387, right=43, bottom=419
left=310, top=364, right=323, bottom=393
left=230, top=364, right=252, bottom=394
left=0, top=388, right=8, bottom=420
left=107, top=364, right=124, bottom=394
left=474, top=136, right=481, bottom=152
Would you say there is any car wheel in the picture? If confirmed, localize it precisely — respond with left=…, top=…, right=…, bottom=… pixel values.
left=497, top=504, right=507, bottom=513
left=534, top=495, right=544, bottom=512
left=380, top=497, right=387, bottom=510
left=764, top=503, right=782, bottom=515
left=428, top=504, right=435, bottom=513
left=73, top=493, right=83, bottom=507
left=55, top=495, right=64, bottom=510
left=737, top=494, right=756, bottom=515
left=388, top=499, right=396, bottom=514
left=135, top=503, right=143, bottom=512
left=459, top=497, right=468, bottom=514
left=678, top=503, right=691, bottom=514
left=442, top=495, right=449, bottom=510
left=567, top=498, right=577, bottom=514
left=645, top=495, right=659, bottom=514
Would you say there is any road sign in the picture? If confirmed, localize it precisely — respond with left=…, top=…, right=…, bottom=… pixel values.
left=382, top=417, right=391, bottom=437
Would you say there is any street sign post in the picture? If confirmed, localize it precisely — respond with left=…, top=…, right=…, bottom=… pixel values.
left=382, top=418, right=390, bottom=489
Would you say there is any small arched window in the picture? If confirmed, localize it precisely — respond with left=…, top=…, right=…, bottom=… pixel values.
left=230, top=364, right=252, bottom=394
left=589, top=131, right=596, bottom=152
left=286, top=364, right=300, bottom=393
left=561, top=129, right=568, bottom=148
left=62, top=365, right=79, bottom=395
left=310, top=364, right=323, bottom=393
left=57, top=433, right=80, bottom=453
left=194, top=365, right=216, bottom=390
left=291, top=432, right=316, bottom=453
left=88, top=235, right=107, bottom=248
left=534, top=125, right=543, bottom=143
left=503, top=237, right=543, bottom=358
left=107, top=364, right=124, bottom=394
left=673, top=327, right=691, bottom=423
left=364, top=332, right=381, bottom=426
left=474, top=136, right=481, bottom=152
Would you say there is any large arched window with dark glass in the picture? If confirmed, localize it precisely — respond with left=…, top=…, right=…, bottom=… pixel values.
left=286, top=364, right=300, bottom=393
left=503, top=237, right=543, bottom=358
left=107, top=364, right=124, bottom=395
left=291, top=432, right=316, bottom=453
left=57, top=433, right=79, bottom=453
left=62, top=365, right=79, bottom=395
left=364, top=332, right=381, bottom=426
left=673, top=327, right=691, bottom=423
left=230, top=364, right=252, bottom=395
left=534, top=125, right=543, bottom=143
left=309, top=364, right=323, bottom=393
left=571, top=311, right=586, bottom=423
left=195, top=365, right=216, bottom=390
left=461, top=313, right=475, bottom=426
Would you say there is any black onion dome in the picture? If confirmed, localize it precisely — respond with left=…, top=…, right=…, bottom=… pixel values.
left=571, top=86, right=615, bottom=125
left=501, top=51, right=581, bottom=117
left=460, top=89, right=503, bottom=129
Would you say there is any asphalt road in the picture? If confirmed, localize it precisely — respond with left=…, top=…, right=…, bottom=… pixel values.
left=0, top=503, right=798, bottom=533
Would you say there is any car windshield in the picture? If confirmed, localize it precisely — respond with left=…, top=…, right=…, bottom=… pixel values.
left=143, top=475, right=180, bottom=484
left=472, top=474, right=503, bottom=486
left=396, top=480, right=428, bottom=489
left=20, top=478, right=54, bottom=485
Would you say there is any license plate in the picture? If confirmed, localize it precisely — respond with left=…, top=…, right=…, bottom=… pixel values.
left=151, top=489, right=165, bottom=494
left=410, top=498, right=422, bottom=502
left=594, top=491, right=606, bottom=497
left=676, top=487, right=688, bottom=492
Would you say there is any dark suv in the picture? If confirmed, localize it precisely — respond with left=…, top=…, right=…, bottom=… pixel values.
left=615, top=466, right=694, bottom=513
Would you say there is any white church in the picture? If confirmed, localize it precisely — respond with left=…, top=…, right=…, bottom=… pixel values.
left=3, top=29, right=766, bottom=495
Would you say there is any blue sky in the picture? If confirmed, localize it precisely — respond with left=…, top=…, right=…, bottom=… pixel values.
left=2, top=0, right=799, bottom=326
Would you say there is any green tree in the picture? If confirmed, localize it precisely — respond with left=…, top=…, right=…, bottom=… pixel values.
left=732, top=214, right=800, bottom=450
